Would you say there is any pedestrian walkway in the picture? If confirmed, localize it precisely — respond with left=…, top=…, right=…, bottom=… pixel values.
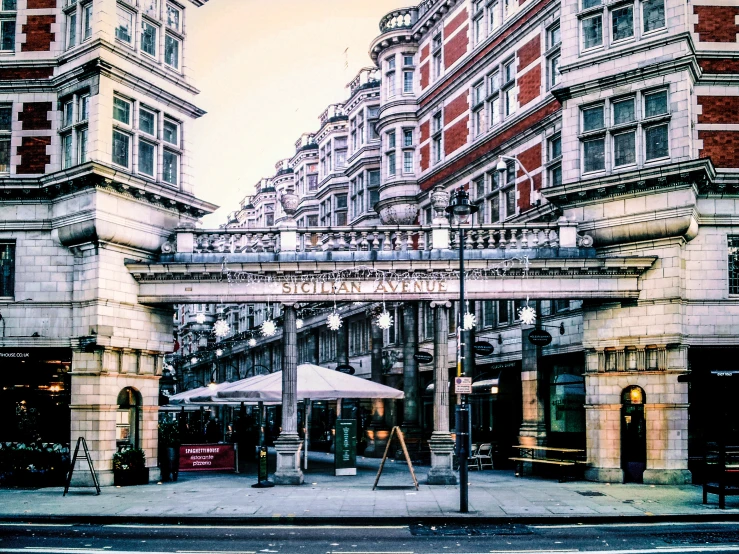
left=3, top=451, right=738, bottom=523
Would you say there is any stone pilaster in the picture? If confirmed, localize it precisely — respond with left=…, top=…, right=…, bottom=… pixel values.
left=519, top=326, right=547, bottom=446
left=402, top=302, right=419, bottom=430
left=273, top=304, right=304, bottom=485
left=427, top=301, right=457, bottom=485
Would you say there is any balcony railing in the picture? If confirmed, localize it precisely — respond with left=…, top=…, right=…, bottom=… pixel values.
left=173, top=221, right=580, bottom=255
left=379, top=8, right=418, bottom=33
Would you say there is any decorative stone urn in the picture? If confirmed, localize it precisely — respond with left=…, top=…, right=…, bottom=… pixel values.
left=430, top=186, right=450, bottom=218
left=379, top=203, right=418, bottom=225
left=280, top=189, right=299, bottom=217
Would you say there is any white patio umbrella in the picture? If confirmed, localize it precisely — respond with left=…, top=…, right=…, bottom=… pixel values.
left=215, top=363, right=405, bottom=401
left=215, top=363, right=404, bottom=470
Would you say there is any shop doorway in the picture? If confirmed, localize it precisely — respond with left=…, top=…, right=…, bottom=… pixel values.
left=621, top=385, right=646, bottom=483
left=116, top=387, right=142, bottom=451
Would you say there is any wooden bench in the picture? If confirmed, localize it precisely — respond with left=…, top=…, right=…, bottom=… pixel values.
left=510, top=445, right=586, bottom=482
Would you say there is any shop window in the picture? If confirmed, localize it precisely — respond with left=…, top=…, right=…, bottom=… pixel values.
left=729, top=236, right=739, bottom=295
left=116, top=387, right=142, bottom=450
left=0, top=241, right=14, bottom=298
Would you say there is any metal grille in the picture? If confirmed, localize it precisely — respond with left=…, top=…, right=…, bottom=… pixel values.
left=729, top=237, right=739, bottom=295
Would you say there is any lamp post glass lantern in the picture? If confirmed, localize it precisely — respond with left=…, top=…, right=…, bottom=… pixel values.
left=445, top=187, right=477, bottom=514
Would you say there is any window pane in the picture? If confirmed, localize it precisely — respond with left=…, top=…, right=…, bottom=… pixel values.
left=1, top=0, right=16, bottom=10
left=729, top=236, right=739, bottom=295
left=112, top=130, right=130, bottom=167
left=403, top=150, right=413, bottom=173
left=489, top=196, right=499, bottom=222
left=67, top=13, right=76, bottom=48
left=165, top=34, right=180, bottom=69
left=77, top=127, right=87, bottom=163
left=645, top=90, right=668, bottom=117
left=645, top=124, right=668, bottom=160
left=62, top=134, right=72, bottom=169
left=505, top=187, right=516, bottom=217
left=113, top=97, right=130, bottom=124
left=79, top=95, right=89, bottom=121
left=139, top=109, right=155, bottom=135
left=83, top=3, right=92, bottom=40
left=1, top=19, right=15, bottom=51
left=138, top=140, right=155, bottom=176
left=335, top=194, right=348, bottom=209
left=368, top=169, right=380, bottom=186
left=162, top=150, right=178, bottom=184
left=549, top=25, right=561, bottom=47
left=613, top=131, right=636, bottom=167
left=550, top=55, right=559, bottom=87
left=141, top=21, right=157, bottom=56
left=613, top=98, right=635, bottom=125
left=583, top=137, right=605, bottom=172
left=582, top=0, right=601, bottom=8
left=582, top=105, right=604, bottom=131
left=612, top=5, right=634, bottom=41
left=0, top=106, right=10, bottom=131
left=63, top=101, right=73, bottom=127
left=403, top=129, right=413, bottom=147
left=163, top=119, right=178, bottom=145
left=550, top=135, right=562, bottom=159
left=0, top=242, right=15, bottom=298
left=582, top=14, right=602, bottom=49
left=144, top=0, right=159, bottom=17
left=116, top=8, right=133, bottom=43
left=489, top=71, right=499, bottom=93
left=643, top=0, right=665, bottom=32
left=505, top=87, right=516, bottom=116
left=403, top=71, right=413, bottom=93
left=0, top=139, right=9, bottom=172
left=166, top=4, right=180, bottom=31
left=550, top=164, right=562, bottom=187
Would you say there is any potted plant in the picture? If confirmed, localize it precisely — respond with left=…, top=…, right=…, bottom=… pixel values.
left=112, top=447, right=148, bottom=486
left=158, top=421, right=180, bottom=482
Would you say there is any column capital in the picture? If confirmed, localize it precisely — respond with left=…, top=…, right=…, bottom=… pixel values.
left=430, top=300, right=452, bottom=308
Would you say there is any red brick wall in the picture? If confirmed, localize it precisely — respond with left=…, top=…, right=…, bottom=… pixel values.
left=18, top=102, right=52, bottom=130
left=517, top=143, right=542, bottom=177
left=699, top=58, right=739, bottom=73
left=444, top=117, right=469, bottom=156
left=27, top=0, right=56, bottom=7
left=694, top=6, right=739, bottom=42
left=444, top=92, right=469, bottom=125
left=421, top=0, right=550, bottom=109
left=16, top=136, right=51, bottom=174
left=21, top=15, right=56, bottom=52
left=518, top=64, right=541, bottom=107
left=420, top=143, right=430, bottom=171
left=517, top=35, right=541, bottom=69
left=698, top=96, right=739, bottom=123
left=420, top=120, right=430, bottom=143
left=699, top=131, right=739, bottom=167
left=516, top=173, right=543, bottom=211
left=444, top=25, right=469, bottom=68
left=444, top=9, right=468, bottom=36
left=420, top=62, right=429, bottom=90
left=0, top=67, right=53, bottom=80
left=420, top=43, right=430, bottom=62
left=419, top=98, right=560, bottom=190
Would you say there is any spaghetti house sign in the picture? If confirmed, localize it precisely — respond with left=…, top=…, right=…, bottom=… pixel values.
left=179, top=444, right=235, bottom=472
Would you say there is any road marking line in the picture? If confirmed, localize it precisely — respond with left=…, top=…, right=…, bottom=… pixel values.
left=105, top=524, right=408, bottom=530
left=531, top=521, right=739, bottom=529
left=0, top=523, right=74, bottom=527
left=489, top=550, right=578, bottom=553
left=490, top=547, right=739, bottom=554
left=0, top=549, right=255, bottom=554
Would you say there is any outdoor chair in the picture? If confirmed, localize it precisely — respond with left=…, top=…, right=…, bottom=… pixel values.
left=468, top=443, right=481, bottom=470
left=476, top=443, right=494, bottom=470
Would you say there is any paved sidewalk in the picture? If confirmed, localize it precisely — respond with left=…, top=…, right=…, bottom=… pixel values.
left=2, top=451, right=738, bottom=523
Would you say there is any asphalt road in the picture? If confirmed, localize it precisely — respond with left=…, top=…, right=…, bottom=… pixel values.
left=0, top=521, right=739, bottom=554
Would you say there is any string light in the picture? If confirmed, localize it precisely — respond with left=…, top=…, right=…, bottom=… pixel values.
left=518, top=306, right=537, bottom=325
left=463, top=311, right=477, bottom=330
left=296, top=318, right=304, bottom=329
left=213, top=319, right=230, bottom=338
left=216, top=349, right=223, bottom=357
left=248, top=338, right=257, bottom=347
left=376, top=310, right=393, bottom=330
left=327, top=311, right=342, bottom=331
left=195, top=313, right=206, bottom=324
left=261, top=319, right=277, bottom=337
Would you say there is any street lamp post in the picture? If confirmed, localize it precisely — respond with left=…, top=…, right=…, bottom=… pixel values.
left=446, top=187, right=478, bottom=514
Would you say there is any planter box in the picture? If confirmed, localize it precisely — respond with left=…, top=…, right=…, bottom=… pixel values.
left=113, top=468, right=149, bottom=487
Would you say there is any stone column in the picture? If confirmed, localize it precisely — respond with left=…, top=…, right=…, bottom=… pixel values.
left=402, top=302, right=420, bottom=430
left=337, top=321, right=349, bottom=366
left=427, top=301, right=457, bottom=485
left=273, top=303, right=304, bottom=485
left=519, top=326, right=547, bottom=446
left=364, top=311, right=390, bottom=457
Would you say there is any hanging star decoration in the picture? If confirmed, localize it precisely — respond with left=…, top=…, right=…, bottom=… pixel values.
left=195, top=313, right=206, bottom=324
left=463, top=311, right=477, bottom=331
left=247, top=337, right=257, bottom=347
left=261, top=319, right=277, bottom=337
left=327, top=311, right=343, bottom=331
left=213, top=319, right=230, bottom=338
left=518, top=305, right=537, bottom=325
left=376, top=310, right=393, bottom=330
left=296, top=318, right=304, bottom=329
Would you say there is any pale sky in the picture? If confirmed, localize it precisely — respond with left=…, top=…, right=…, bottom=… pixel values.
left=189, top=0, right=408, bottom=227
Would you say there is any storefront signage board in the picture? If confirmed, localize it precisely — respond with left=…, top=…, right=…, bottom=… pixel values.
left=528, top=330, right=553, bottom=346
left=336, top=364, right=355, bottom=375
left=413, top=351, right=434, bottom=364
left=473, top=341, right=495, bottom=356
left=335, top=419, right=357, bottom=476
left=179, top=444, right=235, bottom=472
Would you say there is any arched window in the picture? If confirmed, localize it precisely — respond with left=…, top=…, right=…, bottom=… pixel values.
left=116, top=387, right=142, bottom=450
left=622, top=385, right=645, bottom=405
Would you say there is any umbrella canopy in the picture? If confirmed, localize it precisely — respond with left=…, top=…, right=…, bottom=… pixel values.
left=216, top=363, right=405, bottom=401
left=167, top=385, right=213, bottom=405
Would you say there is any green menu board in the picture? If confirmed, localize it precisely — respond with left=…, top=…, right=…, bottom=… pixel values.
left=335, top=419, right=357, bottom=476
